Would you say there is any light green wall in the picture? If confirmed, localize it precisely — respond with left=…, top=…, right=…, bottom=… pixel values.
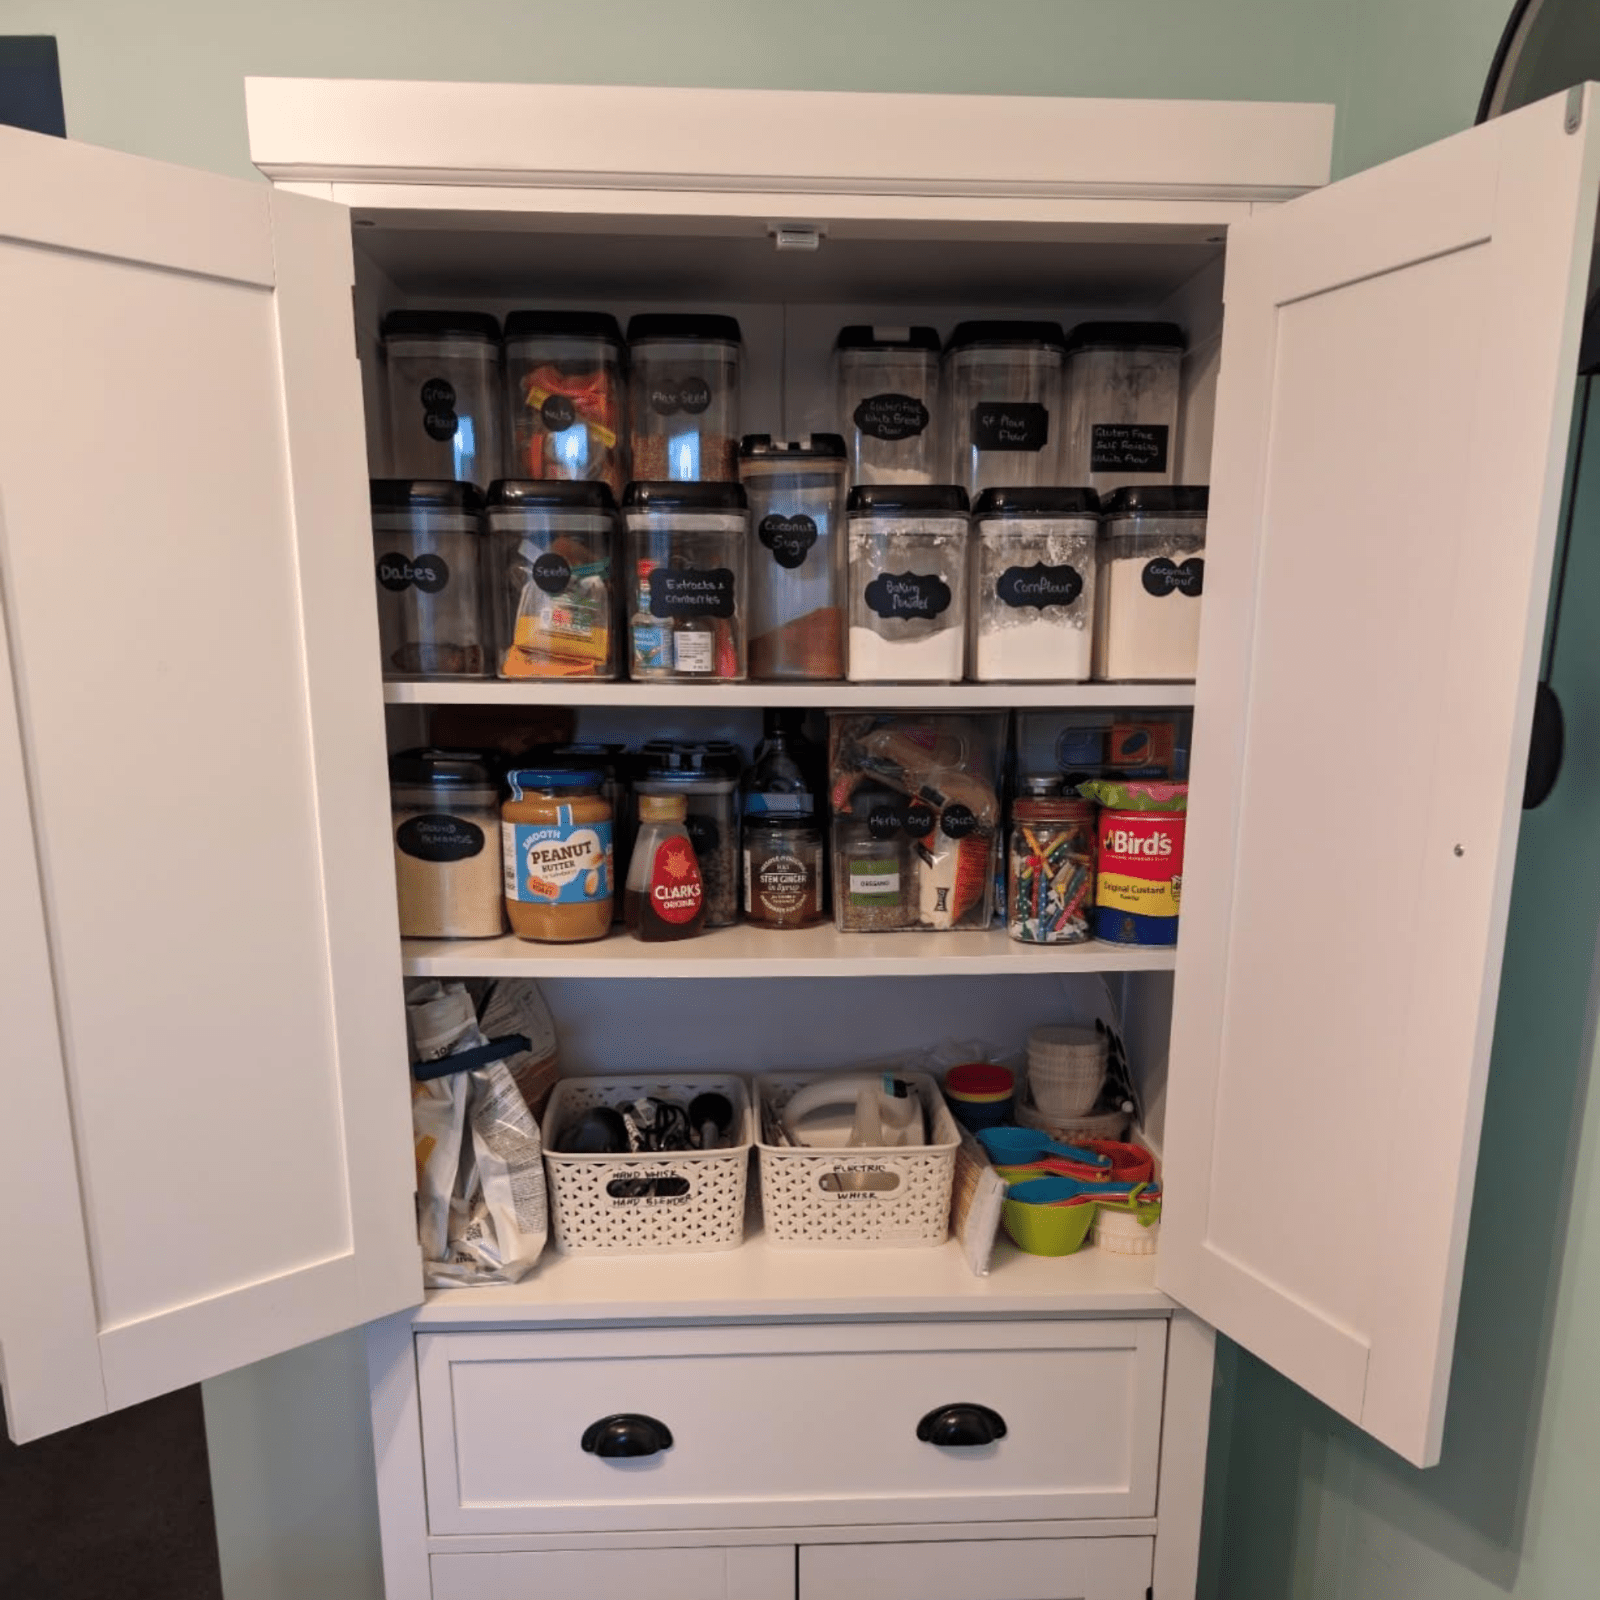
left=9, top=4, right=1568, bottom=1598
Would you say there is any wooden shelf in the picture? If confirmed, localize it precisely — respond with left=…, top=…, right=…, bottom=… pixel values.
left=400, top=925, right=1177, bottom=979
left=411, top=1230, right=1170, bottom=1327
left=383, top=680, right=1196, bottom=710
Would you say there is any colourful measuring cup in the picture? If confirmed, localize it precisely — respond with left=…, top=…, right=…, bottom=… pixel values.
left=979, top=1126, right=1112, bottom=1169
left=1005, top=1175, right=1158, bottom=1206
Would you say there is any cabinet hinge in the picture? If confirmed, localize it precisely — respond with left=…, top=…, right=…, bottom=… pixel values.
left=1566, top=85, right=1583, bottom=134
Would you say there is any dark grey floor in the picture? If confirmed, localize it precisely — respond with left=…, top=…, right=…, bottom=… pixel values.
left=1, top=1386, right=223, bottom=1600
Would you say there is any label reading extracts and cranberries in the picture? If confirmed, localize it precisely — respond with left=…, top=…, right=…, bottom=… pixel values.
left=647, top=837, right=705, bottom=924
left=502, top=807, right=613, bottom=905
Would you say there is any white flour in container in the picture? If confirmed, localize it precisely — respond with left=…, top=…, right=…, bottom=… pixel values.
left=848, top=624, right=964, bottom=681
left=1094, top=552, right=1202, bottom=680
left=973, top=518, right=1096, bottom=682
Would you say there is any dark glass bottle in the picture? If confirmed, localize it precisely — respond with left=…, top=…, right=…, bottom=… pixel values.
left=743, top=708, right=822, bottom=819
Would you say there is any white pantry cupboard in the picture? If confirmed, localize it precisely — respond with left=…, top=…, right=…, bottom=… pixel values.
left=0, top=78, right=1595, bottom=1600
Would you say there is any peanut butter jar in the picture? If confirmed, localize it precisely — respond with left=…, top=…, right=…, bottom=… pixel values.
left=501, top=768, right=614, bottom=942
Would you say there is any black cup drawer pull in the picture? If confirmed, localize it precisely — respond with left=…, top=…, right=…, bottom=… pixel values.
left=581, top=1413, right=674, bottom=1459
left=916, top=1403, right=1008, bottom=1448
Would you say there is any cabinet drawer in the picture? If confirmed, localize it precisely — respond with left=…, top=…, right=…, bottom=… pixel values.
left=417, top=1320, right=1166, bottom=1534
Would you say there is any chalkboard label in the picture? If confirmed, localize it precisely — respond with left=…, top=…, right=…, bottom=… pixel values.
left=540, top=393, right=577, bottom=431
left=532, top=551, right=572, bottom=595
left=867, top=800, right=908, bottom=841
left=420, top=376, right=459, bottom=441
left=683, top=812, right=721, bottom=857
left=1141, top=556, right=1205, bottom=598
left=396, top=813, right=485, bottom=863
left=854, top=392, right=930, bottom=442
left=648, top=375, right=714, bottom=417
left=904, top=801, right=935, bottom=838
left=649, top=566, right=737, bottom=620
left=996, top=561, right=1083, bottom=610
left=865, top=569, right=953, bottom=621
left=972, top=402, right=1049, bottom=452
left=759, top=513, right=818, bottom=570
left=940, top=803, right=978, bottom=840
left=376, top=551, right=450, bottom=594
left=1090, top=422, right=1170, bottom=474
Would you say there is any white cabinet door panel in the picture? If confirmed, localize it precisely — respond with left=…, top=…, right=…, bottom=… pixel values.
left=1160, top=88, right=1600, bottom=1465
left=800, top=1538, right=1152, bottom=1600
left=0, top=127, right=418, bottom=1440
left=432, top=1547, right=792, bottom=1600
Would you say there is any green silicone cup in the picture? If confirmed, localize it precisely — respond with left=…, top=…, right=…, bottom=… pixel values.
left=1001, top=1195, right=1097, bottom=1257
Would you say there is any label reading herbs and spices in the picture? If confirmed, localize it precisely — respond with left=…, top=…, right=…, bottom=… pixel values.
left=396, top=813, right=486, bottom=863
left=996, top=562, right=1084, bottom=610
left=377, top=552, right=450, bottom=593
left=849, top=859, right=902, bottom=903
left=648, top=376, right=714, bottom=417
left=420, top=376, right=459, bottom=441
left=940, top=803, right=978, bottom=840
left=532, top=551, right=573, bottom=595
left=972, top=402, right=1049, bottom=452
left=853, top=392, right=931, bottom=442
left=866, top=799, right=909, bottom=840
left=501, top=812, right=613, bottom=905
left=539, top=393, right=577, bottom=432
left=904, top=801, right=935, bottom=838
left=648, top=566, right=737, bottom=620
left=758, top=514, right=819, bottom=570
left=864, top=570, right=953, bottom=621
left=1090, top=422, right=1170, bottom=474
left=1141, top=556, right=1205, bottom=598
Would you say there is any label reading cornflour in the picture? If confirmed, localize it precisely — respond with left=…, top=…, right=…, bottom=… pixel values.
left=502, top=809, right=613, bottom=905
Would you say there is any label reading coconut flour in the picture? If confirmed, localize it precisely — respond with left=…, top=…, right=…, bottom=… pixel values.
left=502, top=809, right=613, bottom=905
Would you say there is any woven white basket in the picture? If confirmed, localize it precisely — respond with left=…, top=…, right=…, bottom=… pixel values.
left=756, top=1071, right=959, bottom=1249
left=540, top=1073, right=752, bottom=1256
left=1018, top=1101, right=1131, bottom=1143
left=1091, top=1205, right=1162, bottom=1256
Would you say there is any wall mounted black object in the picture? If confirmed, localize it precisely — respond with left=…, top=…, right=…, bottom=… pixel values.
left=0, top=36, right=65, bottom=137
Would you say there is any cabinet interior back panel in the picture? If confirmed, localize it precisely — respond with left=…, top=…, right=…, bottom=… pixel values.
left=0, top=247, right=352, bottom=1328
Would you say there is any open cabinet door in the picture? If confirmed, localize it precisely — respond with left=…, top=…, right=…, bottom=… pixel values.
left=1159, top=86, right=1600, bottom=1466
left=0, top=129, right=419, bottom=1441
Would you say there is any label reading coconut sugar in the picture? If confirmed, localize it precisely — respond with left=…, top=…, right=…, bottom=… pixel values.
left=854, top=392, right=930, bottom=442
left=502, top=811, right=613, bottom=905
left=1090, top=421, right=1170, bottom=474
left=996, top=561, right=1083, bottom=609
left=420, top=376, right=459, bottom=441
left=396, top=813, right=485, bottom=863
left=531, top=551, right=572, bottom=595
left=758, top=513, right=818, bottom=570
left=972, top=401, right=1049, bottom=452
left=864, top=570, right=952, bottom=621
left=649, top=566, right=737, bottom=620
left=1141, top=556, right=1205, bottom=598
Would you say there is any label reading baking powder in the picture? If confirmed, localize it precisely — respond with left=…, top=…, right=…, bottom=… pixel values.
left=1090, top=421, right=1169, bottom=473
left=864, top=570, right=952, bottom=621
left=502, top=811, right=613, bottom=905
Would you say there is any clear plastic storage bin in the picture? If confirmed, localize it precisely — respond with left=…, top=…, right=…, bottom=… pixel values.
left=627, top=314, right=742, bottom=482
left=740, top=433, right=848, bottom=681
left=381, top=310, right=503, bottom=487
left=486, top=479, right=618, bottom=680
left=846, top=485, right=970, bottom=683
left=941, top=321, right=1067, bottom=497
left=370, top=479, right=489, bottom=679
left=836, top=325, right=940, bottom=486
left=624, top=481, right=748, bottom=681
left=389, top=749, right=506, bottom=939
left=1062, top=321, right=1185, bottom=495
left=970, top=487, right=1099, bottom=682
left=634, top=739, right=744, bottom=930
left=503, top=311, right=627, bottom=498
left=1094, top=486, right=1207, bottom=682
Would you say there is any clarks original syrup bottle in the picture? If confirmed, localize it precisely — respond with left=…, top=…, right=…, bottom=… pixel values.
left=625, top=792, right=707, bottom=940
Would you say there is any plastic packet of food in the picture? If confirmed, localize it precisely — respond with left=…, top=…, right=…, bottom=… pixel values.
left=1075, top=778, right=1188, bottom=812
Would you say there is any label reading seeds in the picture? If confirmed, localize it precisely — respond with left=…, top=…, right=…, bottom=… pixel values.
left=502, top=813, right=613, bottom=905
left=1090, top=421, right=1170, bottom=473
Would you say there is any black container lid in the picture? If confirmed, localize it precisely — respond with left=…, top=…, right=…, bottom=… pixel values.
left=524, top=741, right=628, bottom=768
left=388, top=747, right=497, bottom=788
left=380, top=309, right=501, bottom=342
left=486, top=479, right=617, bottom=513
left=370, top=479, right=485, bottom=514
left=846, top=484, right=969, bottom=515
left=835, top=325, right=941, bottom=353
left=503, top=310, right=624, bottom=345
left=973, top=487, right=1100, bottom=520
left=626, top=313, right=743, bottom=345
left=636, top=739, right=744, bottom=780
left=623, top=480, right=748, bottom=512
left=1064, top=320, right=1185, bottom=354
left=738, top=434, right=847, bottom=461
left=945, top=320, right=1068, bottom=354
left=1101, top=486, right=1209, bottom=518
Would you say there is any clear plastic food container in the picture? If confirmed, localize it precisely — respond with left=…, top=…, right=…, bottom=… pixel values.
left=486, top=480, right=618, bottom=680
left=846, top=485, right=970, bottom=683
left=1093, top=486, right=1207, bottom=682
left=370, top=479, right=489, bottom=679
left=1062, top=321, right=1185, bottom=495
left=634, top=740, right=744, bottom=930
left=835, top=325, right=940, bottom=486
left=970, top=487, right=1100, bottom=682
left=624, top=481, right=748, bottom=681
left=389, top=748, right=505, bottom=939
left=381, top=310, right=503, bottom=487
left=503, top=311, right=627, bottom=498
left=941, top=321, right=1067, bottom=497
left=627, top=314, right=742, bottom=483
left=739, top=434, right=848, bottom=681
